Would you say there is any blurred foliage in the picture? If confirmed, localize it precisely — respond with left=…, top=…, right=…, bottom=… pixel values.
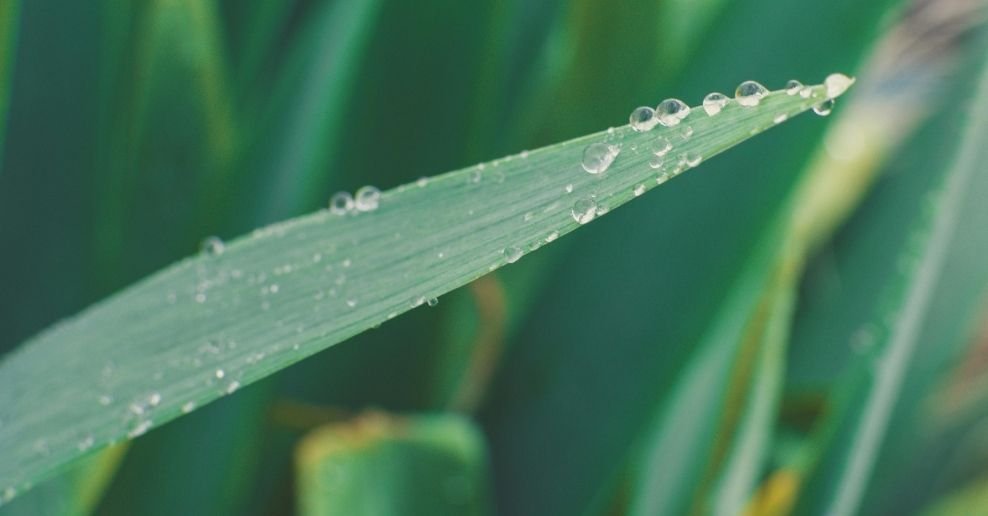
left=1, top=0, right=987, bottom=514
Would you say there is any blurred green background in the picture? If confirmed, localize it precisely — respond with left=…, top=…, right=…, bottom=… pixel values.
left=2, top=0, right=988, bottom=514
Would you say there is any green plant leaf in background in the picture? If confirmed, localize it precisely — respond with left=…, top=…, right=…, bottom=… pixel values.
left=0, top=445, right=126, bottom=515
left=295, top=412, right=489, bottom=515
left=0, top=81, right=848, bottom=503
left=0, top=0, right=19, bottom=169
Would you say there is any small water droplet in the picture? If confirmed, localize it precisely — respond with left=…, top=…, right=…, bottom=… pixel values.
left=680, top=126, right=693, bottom=139
left=702, top=92, right=729, bottom=116
left=182, top=401, right=196, bottom=413
left=520, top=150, right=530, bottom=158
left=565, top=184, right=574, bottom=193
left=813, top=98, right=835, bottom=116
left=329, top=192, right=354, bottom=215
left=427, top=297, right=439, bottom=307
left=77, top=435, right=94, bottom=452
left=410, top=296, right=425, bottom=308
left=215, top=369, right=225, bottom=379
left=653, top=137, right=673, bottom=157
left=200, top=236, right=224, bottom=256
left=546, top=231, right=559, bottom=243
left=785, top=80, right=803, bottom=95
left=774, top=113, right=789, bottom=124
left=571, top=198, right=598, bottom=224
left=684, top=152, right=702, bottom=168
left=3, top=487, right=16, bottom=502
left=99, top=395, right=113, bottom=406
left=634, top=184, right=646, bottom=197
left=735, top=80, right=768, bottom=107
left=825, top=73, right=853, bottom=98
left=354, top=186, right=381, bottom=212
left=128, top=420, right=152, bottom=439
left=346, top=299, right=357, bottom=308
left=226, top=381, right=240, bottom=394
left=503, top=246, right=523, bottom=264
left=656, top=98, right=690, bottom=126
left=799, top=86, right=813, bottom=99
left=416, top=177, right=428, bottom=187
left=149, top=393, right=161, bottom=406
left=629, top=106, right=659, bottom=132
left=648, top=156, right=665, bottom=169
left=582, top=143, right=620, bottom=174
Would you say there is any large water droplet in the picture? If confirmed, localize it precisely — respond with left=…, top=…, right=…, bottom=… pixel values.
left=735, top=80, right=768, bottom=107
left=785, top=80, right=803, bottom=95
left=200, top=236, right=224, bottom=256
left=825, top=73, right=853, bottom=98
left=656, top=98, right=690, bottom=127
left=503, top=246, right=523, bottom=263
left=354, top=186, right=381, bottom=212
left=329, top=192, right=354, bottom=215
left=684, top=152, right=703, bottom=168
left=702, top=92, right=729, bottom=116
left=571, top=198, right=598, bottom=224
left=629, top=106, right=659, bottom=132
left=813, top=98, right=835, bottom=116
left=582, top=143, right=620, bottom=174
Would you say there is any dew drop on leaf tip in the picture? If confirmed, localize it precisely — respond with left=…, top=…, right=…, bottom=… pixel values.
left=785, top=79, right=803, bottom=96
left=702, top=92, right=729, bottom=116
left=735, top=80, right=768, bottom=107
left=813, top=98, right=835, bottom=116
left=825, top=73, right=853, bottom=98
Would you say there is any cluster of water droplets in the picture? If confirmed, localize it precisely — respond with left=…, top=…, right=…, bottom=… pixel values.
left=329, top=186, right=381, bottom=215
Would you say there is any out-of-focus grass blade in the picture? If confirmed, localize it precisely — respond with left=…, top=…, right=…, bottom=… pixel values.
left=249, top=0, right=383, bottom=221
left=0, top=0, right=19, bottom=169
left=0, top=83, right=843, bottom=501
left=0, top=445, right=126, bottom=515
left=792, top=34, right=988, bottom=516
left=295, top=412, right=490, bottom=516
left=922, top=474, right=988, bottom=516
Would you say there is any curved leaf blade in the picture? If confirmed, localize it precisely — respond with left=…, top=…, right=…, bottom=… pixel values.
left=0, top=82, right=845, bottom=501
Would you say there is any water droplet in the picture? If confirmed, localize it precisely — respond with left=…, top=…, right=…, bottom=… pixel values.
left=98, top=395, right=112, bottom=406
left=785, top=80, right=803, bottom=95
left=410, top=296, right=425, bottom=308
left=652, top=136, right=672, bottom=156
left=582, top=143, right=620, bottom=174
left=3, top=487, right=16, bottom=502
left=546, top=231, right=559, bottom=243
left=684, top=152, right=703, bottom=168
left=565, top=184, right=574, bottom=193
left=825, top=73, right=853, bottom=98
left=648, top=156, right=665, bottom=169
left=702, top=92, right=729, bottom=116
left=571, top=198, right=598, bottom=224
left=774, top=113, right=789, bottom=124
left=503, top=246, right=523, bottom=264
left=629, top=106, right=659, bottom=132
left=656, top=98, right=690, bottom=127
left=329, top=192, right=354, bottom=215
left=799, top=86, right=813, bottom=99
left=813, top=98, right=835, bottom=116
left=426, top=297, right=439, bottom=307
left=200, top=236, right=224, bottom=256
left=149, top=393, right=161, bottom=406
left=735, top=80, right=768, bottom=107
left=182, top=401, right=196, bottom=413
left=215, top=369, right=225, bottom=379
left=416, top=177, right=428, bottom=187
left=77, top=435, right=94, bottom=451
left=680, top=126, right=694, bottom=139
left=354, top=186, right=380, bottom=212
left=226, top=381, right=240, bottom=394
left=634, top=184, right=646, bottom=197
left=346, top=299, right=357, bottom=308
left=128, top=420, right=152, bottom=439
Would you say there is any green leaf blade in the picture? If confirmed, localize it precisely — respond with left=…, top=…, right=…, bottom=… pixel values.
left=0, top=82, right=844, bottom=499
